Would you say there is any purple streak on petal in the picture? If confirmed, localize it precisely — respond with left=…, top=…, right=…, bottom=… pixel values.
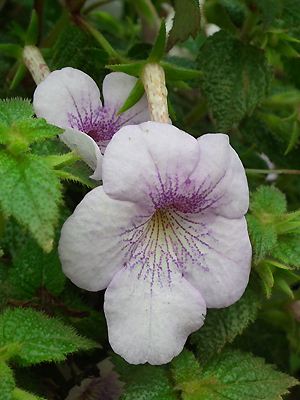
left=68, top=101, right=147, bottom=154
left=118, top=172, right=225, bottom=292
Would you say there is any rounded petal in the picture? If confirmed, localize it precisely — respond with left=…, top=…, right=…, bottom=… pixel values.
left=104, top=266, right=206, bottom=365
left=103, top=122, right=200, bottom=206
left=58, top=186, right=140, bottom=291
left=184, top=213, right=251, bottom=308
left=102, top=72, right=150, bottom=126
left=33, top=67, right=102, bottom=129
left=189, top=134, right=249, bottom=218
left=61, top=128, right=103, bottom=180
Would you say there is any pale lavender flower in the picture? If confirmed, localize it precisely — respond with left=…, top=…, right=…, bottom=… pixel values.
left=33, top=68, right=149, bottom=180
left=59, top=122, right=252, bottom=365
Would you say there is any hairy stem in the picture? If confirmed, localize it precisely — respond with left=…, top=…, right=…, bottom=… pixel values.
left=22, top=45, right=50, bottom=84
left=141, top=63, right=169, bottom=123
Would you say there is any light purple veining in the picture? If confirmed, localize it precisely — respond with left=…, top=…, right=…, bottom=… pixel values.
left=67, top=101, right=144, bottom=154
left=120, top=173, right=222, bottom=289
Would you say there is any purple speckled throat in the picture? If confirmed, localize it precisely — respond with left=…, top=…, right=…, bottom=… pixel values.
left=68, top=104, right=142, bottom=154
left=120, top=172, right=222, bottom=289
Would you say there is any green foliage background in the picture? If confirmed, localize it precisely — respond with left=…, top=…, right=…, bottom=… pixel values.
left=1, top=0, right=300, bottom=398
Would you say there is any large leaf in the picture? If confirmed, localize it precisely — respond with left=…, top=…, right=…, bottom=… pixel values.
left=191, top=283, right=261, bottom=363
left=9, top=238, right=66, bottom=299
left=0, top=308, right=97, bottom=365
left=198, top=31, right=270, bottom=130
left=0, top=152, right=62, bottom=252
left=172, top=350, right=298, bottom=400
left=113, top=356, right=176, bottom=400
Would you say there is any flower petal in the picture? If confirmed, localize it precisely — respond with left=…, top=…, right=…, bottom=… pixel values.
left=61, top=128, right=103, bottom=180
left=102, top=72, right=149, bottom=121
left=104, top=265, right=206, bottom=365
left=184, top=213, right=251, bottom=308
left=103, top=122, right=200, bottom=206
left=189, top=134, right=249, bottom=219
left=33, top=67, right=102, bottom=129
left=58, top=186, right=140, bottom=291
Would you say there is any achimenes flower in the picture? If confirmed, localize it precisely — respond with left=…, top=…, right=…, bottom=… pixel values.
left=33, top=67, right=149, bottom=180
left=59, top=122, right=252, bottom=365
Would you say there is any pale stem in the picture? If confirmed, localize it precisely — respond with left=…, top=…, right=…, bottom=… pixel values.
left=23, top=45, right=50, bottom=84
left=141, top=63, right=170, bottom=124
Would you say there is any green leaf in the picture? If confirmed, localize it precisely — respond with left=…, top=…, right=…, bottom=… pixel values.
left=9, top=238, right=66, bottom=299
left=0, top=99, right=32, bottom=124
left=0, top=44, right=22, bottom=59
left=0, top=308, right=98, bottom=365
left=113, top=356, right=176, bottom=400
left=0, top=362, right=15, bottom=400
left=191, top=283, right=261, bottom=364
left=106, top=61, right=145, bottom=77
left=167, top=0, right=201, bottom=50
left=198, top=31, right=270, bottom=130
left=256, top=262, right=274, bottom=298
left=273, top=235, right=300, bottom=268
left=148, top=21, right=166, bottom=62
left=117, top=79, right=144, bottom=114
left=161, top=61, right=202, bottom=81
left=247, top=214, right=277, bottom=261
left=55, top=161, right=98, bottom=188
left=172, top=350, right=298, bottom=400
left=12, top=387, right=45, bottom=400
left=25, top=10, right=39, bottom=46
left=250, top=185, right=287, bottom=216
left=0, top=152, right=62, bottom=252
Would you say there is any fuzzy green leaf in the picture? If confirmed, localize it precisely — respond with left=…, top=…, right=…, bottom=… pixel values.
left=0, top=99, right=32, bottom=124
left=167, top=0, right=201, bottom=50
left=0, top=152, right=62, bottom=252
left=191, top=283, right=261, bottom=364
left=247, top=215, right=277, bottom=261
left=250, top=186, right=287, bottom=216
left=172, top=350, right=298, bottom=400
left=113, top=356, right=176, bottom=400
left=0, top=362, right=15, bottom=400
left=273, top=235, right=300, bottom=268
left=9, top=238, right=66, bottom=299
left=198, top=31, right=270, bottom=130
left=0, top=308, right=98, bottom=366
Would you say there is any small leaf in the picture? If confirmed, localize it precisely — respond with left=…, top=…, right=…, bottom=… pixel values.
left=118, top=79, right=144, bottom=114
left=106, top=61, right=145, bottom=77
left=0, top=308, right=98, bottom=366
left=250, top=186, right=287, bottom=216
left=273, top=235, right=300, bottom=268
left=148, top=21, right=166, bottom=62
left=256, top=262, right=274, bottom=298
left=161, top=61, right=202, bottom=81
left=285, top=120, right=300, bottom=154
left=167, top=0, right=201, bottom=50
left=0, top=152, right=62, bottom=252
left=172, top=350, right=298, bottom=400
left=247, top=214, right=277, bottom=261
left=0, top=361, right=15, bottom=400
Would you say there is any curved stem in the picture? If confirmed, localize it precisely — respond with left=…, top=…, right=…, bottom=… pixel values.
left=22, top=45, right=50, bottom=84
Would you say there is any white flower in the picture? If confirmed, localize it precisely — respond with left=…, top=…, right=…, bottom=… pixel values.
left=33, top=68, right=149, bottom=179
left=59, top=122, right=252, bottom=365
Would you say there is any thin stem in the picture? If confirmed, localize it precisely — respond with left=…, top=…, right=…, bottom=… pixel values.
left=77, top=16, right=124, bottom=62
left=246, top=168, right=300, bottom=175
